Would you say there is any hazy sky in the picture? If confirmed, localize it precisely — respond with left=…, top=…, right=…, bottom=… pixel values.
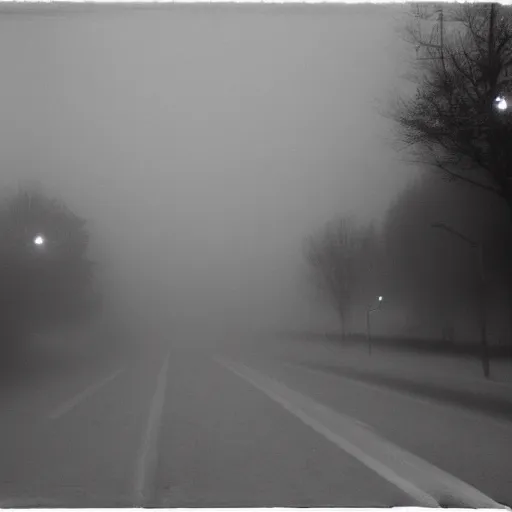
left=0, top=4, right=414, bottom=334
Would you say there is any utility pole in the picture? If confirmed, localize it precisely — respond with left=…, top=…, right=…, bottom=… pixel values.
left=366, top=295, right=383, bottom=357
left=439, top=8, right=445, bottom=72
left=477, top=244, right=490, bottom=378
left=414, top=5, right=446, bottom=72
left=439, top=8, right=444, bottom=50
left=366, top=308, right=372, bottom=356
left=432, top=223, right=490, bottom=379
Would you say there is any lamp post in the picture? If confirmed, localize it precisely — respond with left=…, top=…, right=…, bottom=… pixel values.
left=431, top=222, right=490, bottom=378
left=367, top=295, right=383, bottom=356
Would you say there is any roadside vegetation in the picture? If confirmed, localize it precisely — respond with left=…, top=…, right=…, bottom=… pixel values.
left=304, top=3, right=512, bottom=376
left=0, top=182, right=101, bottom=363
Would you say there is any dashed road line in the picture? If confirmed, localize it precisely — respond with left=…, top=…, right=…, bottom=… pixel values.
left=48, top=368, right=125, bottom=420
left=133, top=349, right=171, bottom=507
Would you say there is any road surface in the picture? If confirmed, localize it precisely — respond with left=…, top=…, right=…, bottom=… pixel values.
left=0, top=330, right=511, bottom=508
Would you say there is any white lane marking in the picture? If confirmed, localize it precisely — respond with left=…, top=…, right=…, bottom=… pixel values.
left=134, top=350, right=171, bottom=506
left=283, top=361, right=512, bottom=433
left=0, top=498, right=63, bottom=508
left=48, top=368, right=125, bottom=420
left=216, top=357, right=506, bottom=510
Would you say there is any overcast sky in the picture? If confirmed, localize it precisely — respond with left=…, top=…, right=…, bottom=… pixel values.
left=0, top=4, right=414, bottom=335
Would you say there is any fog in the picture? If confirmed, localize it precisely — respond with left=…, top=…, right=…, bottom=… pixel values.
left=0, top=4, right=413, bottom=345
left=4, top=8, right=512, bottom=508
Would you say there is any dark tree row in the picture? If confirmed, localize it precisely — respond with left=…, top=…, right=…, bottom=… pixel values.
left=305, top=3, right=512, bottom=351
left=0, top=184, right=100, bottom=356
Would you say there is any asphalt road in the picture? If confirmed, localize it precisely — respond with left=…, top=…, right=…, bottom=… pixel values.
left=0, top=331, right=511, bottom=508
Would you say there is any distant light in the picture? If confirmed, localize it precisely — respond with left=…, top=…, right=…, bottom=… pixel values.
left=33, top=235, right=45, bottom=246
left=378, top=296, right=383, bottom=302
left=496, top=96, right=508, bottom=111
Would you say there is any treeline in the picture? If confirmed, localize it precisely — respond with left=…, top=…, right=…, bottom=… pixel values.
left=0, top=183, right=100, bottom=358
left=305, top=173, right=512, bottom=345
left=305, top=3, right=512, bottom=347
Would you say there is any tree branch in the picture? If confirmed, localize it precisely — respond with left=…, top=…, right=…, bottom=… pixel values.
left=434, top=159, right=503, bottom=196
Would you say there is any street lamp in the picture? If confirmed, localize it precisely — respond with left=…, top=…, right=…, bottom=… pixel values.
left=33, top=235, right=45, bottom=246
left=495, top=96, right=508, bottom=111
left=367, top=295, right=383, bottom=356
left=431, top=222, right=490, bottom=379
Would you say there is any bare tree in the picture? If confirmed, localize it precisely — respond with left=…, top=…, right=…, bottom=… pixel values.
left=304, top=217, right=362, bottom=340
left=0, top=185, right=98, bottom=356
left=351, top=223, right=384, bottom=315
left=392, top=3, right=512, bottom=221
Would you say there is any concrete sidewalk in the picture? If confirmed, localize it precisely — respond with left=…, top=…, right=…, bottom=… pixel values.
left=275, top=334, right=512, bottom=419
left=294, top=341, right=512, bottom=420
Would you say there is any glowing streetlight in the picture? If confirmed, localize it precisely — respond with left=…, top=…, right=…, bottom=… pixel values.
left=33, top=235, right=45, bottom=246
left=495, top=96, right=508, bottom=111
